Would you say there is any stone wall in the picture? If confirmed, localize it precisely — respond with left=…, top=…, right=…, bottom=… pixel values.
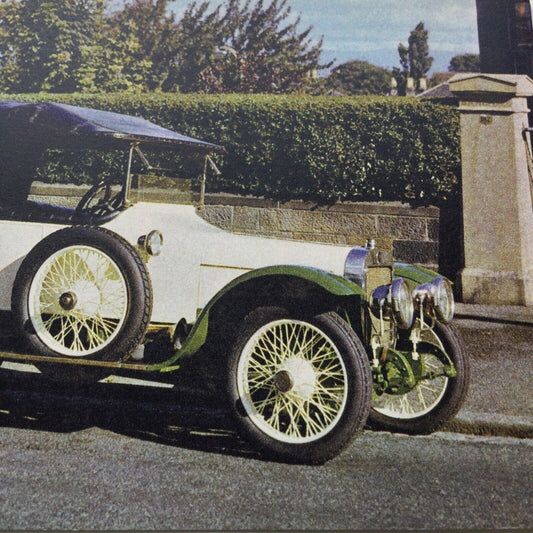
left=30, top=182, right=440, bottom=268
left=199, top=195, right=440, bottom=268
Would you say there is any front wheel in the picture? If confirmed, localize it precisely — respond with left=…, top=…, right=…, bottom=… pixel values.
left=368, top=322, right=470, bottom=434
left=226, top=307, right=372, bottom=464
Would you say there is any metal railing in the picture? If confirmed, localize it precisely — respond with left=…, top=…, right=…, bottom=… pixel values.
left=521, top=127, right=533, bottom=210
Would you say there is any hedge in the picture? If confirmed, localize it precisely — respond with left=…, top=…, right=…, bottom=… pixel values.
left=1, top=93, right=461, bottom=207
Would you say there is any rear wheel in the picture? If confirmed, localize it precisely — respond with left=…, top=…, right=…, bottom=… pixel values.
left=226, top=307, right=372, bottom=464
left=12, top=226, right=152, bottom=380
left=368, top=322, right=470, bottom=434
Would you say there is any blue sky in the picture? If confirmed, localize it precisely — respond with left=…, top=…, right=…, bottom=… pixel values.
left=284, top=0, right=480, bottom=73
left=117, top=0, right=480, bottom=74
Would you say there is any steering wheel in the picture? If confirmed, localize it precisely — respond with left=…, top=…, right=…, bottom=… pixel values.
left=75, top=178, right=124, bottom=219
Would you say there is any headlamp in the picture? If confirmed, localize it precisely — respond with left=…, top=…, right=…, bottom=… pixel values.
left=371, top=278, right=414, bottom=329
left=413, top=276, right=454, bottom=323
left=138, top=230, right=164, bottom=256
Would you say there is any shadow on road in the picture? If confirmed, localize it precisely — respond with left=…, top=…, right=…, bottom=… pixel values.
left=0, top=366, right=263, bottom=461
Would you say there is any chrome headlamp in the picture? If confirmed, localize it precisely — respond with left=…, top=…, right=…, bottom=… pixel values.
left=413, top=276, right=454, bottom=323
left=370, top=278, right=414, bottom=329
left=138, top=230, right=164, bottom=256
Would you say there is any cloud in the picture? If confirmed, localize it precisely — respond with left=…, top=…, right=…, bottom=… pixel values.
left=286, top=0, right=479, bottom=70
left=162, top=0, right=478, bottom=71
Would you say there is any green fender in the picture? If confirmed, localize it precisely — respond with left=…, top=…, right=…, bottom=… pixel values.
left=151, top=265, right=365, bottom=371
left=394, top=262, right=446, bottom=288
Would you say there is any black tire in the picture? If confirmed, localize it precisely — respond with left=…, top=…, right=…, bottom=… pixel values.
left=368, top=322, right=470, bottom=434
left=226, top=307, right=372, bottom=464
left=11, top=226, right=152, bottom=366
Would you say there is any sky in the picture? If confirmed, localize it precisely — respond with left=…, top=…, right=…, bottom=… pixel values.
left=158, top=0, right=480, bottom=74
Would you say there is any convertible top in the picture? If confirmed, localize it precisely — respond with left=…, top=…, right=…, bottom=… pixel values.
left=0, top=100, right=223, bottom=152
left=0, top=100, right=223, bottom=211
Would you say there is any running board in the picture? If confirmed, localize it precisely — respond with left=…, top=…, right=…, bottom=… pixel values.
left=0, top=350, right=150, bottom=371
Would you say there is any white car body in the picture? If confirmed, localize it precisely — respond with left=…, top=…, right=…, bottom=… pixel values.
left=0, top=201, right=353, bottom=325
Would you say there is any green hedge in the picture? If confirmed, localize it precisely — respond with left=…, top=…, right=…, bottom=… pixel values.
left=1, top=93, right=460, bottom=207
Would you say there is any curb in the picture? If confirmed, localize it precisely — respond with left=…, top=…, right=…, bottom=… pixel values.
left=444, top=411, right=533, bottom=439
left=455, top=303, right=533, bottom=325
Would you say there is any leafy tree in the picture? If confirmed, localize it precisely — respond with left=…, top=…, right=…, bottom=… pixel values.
left=393, top=22, right=433, bottom=96
left=0, top=0, right=329, bottom=94
left=104, top=0, right=329, bottom=94
left=429, top=72, right=454, bottom=87
left=105, top=0, right=179, bottom=91
left=195, top=0, right=330, bottom=93
left=0, top=0, right=108, bottom=92
left=326, top=60, right=391, bottom=95
left=448, top=53, right=480, bottom=72
left=164, top=1, right=225, bottom=92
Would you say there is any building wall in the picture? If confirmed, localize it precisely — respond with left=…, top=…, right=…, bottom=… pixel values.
left=476, top=0, right=533, bottom=75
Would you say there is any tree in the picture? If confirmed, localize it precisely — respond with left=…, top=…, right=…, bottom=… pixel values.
left=163, top=1, right=225, bottom=92
left=0, top=0, right=108, bottom=93
left=192, top=0, right=331, bottom=93
left=448, top=53, right=480, bottom=72
left=326, top=60, right=391, bottom=95
left=393, top=21, right=433, bottom=95
left=105, top=0, right=180, bottom=91
left=106, top=0, right=329, bottom=94
left=0, top=0, right=329, bottom=94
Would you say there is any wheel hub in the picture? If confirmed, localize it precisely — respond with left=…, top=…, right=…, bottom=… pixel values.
left=59, top=291, right=77, bottom=311
left=273, top=370, right=294, bottom=393
left=66, top=280, right=102, bottom=315
left=274, top=357, right=316, bottom=401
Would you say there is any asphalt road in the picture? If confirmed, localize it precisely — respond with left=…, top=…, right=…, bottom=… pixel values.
left=0, top=369, right=531, bottom=530
left=0, top=316, right=531, bottom=530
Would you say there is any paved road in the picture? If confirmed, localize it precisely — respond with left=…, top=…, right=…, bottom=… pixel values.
left=451, top=318, right=532, bottom=420
left=0, top=376, right=531, bottom=530
left=0, top=316, right=531, bottom=530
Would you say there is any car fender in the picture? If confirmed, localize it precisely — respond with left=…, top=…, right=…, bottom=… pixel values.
left=151, top=265, right=366, bottom=371
left=394, top=262, right=446, bottom=288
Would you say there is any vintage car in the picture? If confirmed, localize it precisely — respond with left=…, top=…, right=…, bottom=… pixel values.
left=0, top=100, right=469, bottom=464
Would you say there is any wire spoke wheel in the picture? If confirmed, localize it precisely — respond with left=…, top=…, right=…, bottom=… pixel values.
left=227, top=308, right=372, bottom=464
left=372, top=350, right=448, bottom=418
left=28, top=245, right=128, bottom=357
left=238, top=319, right=348, bottom=443
left=12, top=226, right=152, bottom=376
left=368, top=321, right=470, bottom=434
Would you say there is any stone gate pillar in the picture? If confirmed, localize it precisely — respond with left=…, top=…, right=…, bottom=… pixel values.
left=449, top=73, right=533, bottom=306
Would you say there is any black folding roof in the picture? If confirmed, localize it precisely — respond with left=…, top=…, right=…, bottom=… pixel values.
left=0, top=100, right=223, bottom=152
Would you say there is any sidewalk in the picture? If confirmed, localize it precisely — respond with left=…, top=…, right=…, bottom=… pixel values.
left=455, top=302, right=533, bottom=325
left=444, top=303, right=533, bottom=439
